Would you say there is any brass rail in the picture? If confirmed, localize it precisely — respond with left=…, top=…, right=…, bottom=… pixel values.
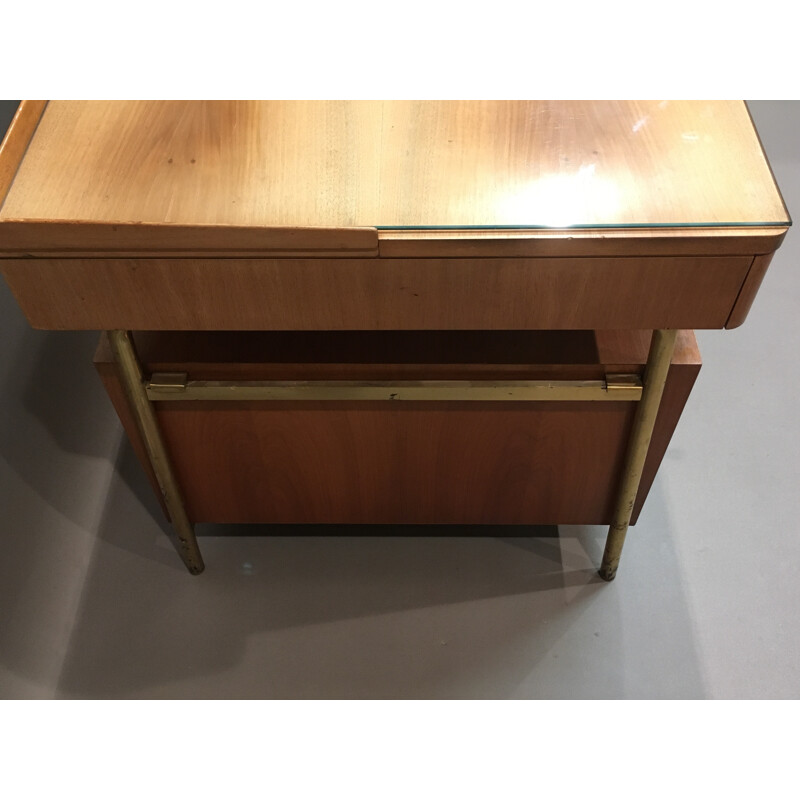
left=146, top=375, right=643, bottom=403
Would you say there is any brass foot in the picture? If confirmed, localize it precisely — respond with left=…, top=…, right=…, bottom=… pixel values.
left=598, top=565, right=617, bottom=582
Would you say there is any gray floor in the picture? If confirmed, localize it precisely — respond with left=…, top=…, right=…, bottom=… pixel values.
left=0, top=101, right=797, bottom=699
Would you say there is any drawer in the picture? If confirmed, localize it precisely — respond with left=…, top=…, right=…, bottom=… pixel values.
left=95, top=329, right=701, bottom=526
left=5, top=254, right=752, bottom=330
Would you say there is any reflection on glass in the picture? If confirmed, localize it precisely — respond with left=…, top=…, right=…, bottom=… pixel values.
left=499, top=163, right=621, bottom=228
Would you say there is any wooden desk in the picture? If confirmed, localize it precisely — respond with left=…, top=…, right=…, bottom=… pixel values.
left=0, top=101, right=789, bottom=578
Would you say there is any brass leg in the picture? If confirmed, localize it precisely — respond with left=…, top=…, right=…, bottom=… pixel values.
left=599, top=329, right=678, bottom=582
left=107, top=330, right=205, bottom=575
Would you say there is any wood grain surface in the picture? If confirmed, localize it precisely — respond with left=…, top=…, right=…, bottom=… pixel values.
left=2, top=101, right=788, bottom=230
left=95, top=329, right=700, bottom=526
left=3, top=254, right=753, bottom=331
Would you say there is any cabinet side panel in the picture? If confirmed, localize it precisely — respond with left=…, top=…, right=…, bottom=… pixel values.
left=632, top=362, right=701, bottom=523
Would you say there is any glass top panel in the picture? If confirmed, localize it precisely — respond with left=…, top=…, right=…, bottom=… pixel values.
left=2, top=100, right=790, bottom=230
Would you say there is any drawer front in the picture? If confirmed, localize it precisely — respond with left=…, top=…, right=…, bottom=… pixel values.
left=5, top=255, right=752, bottom=330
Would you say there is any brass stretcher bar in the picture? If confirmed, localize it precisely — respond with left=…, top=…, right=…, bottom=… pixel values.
left=145, top=375, right=644, bottom=403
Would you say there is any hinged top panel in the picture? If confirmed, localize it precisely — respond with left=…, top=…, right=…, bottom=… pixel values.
left=0, top=101, right=790, bottom=234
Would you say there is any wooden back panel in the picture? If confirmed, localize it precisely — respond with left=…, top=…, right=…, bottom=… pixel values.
left=95, top=329, right=701, bottom=526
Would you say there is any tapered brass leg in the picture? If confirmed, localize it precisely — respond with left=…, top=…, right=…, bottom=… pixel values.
left=599, top=329, right=678, bottom=582
left=107, top=330, right=205, bottom=575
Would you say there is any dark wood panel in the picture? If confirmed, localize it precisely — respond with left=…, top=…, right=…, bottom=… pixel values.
left=100, top=329, right=604, bottom=372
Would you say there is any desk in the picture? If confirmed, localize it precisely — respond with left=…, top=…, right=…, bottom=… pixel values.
left=0, top=101, right=789, bottom=578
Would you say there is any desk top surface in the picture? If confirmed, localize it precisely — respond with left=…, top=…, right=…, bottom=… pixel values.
left=0, top=100, right=790, bottom=232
